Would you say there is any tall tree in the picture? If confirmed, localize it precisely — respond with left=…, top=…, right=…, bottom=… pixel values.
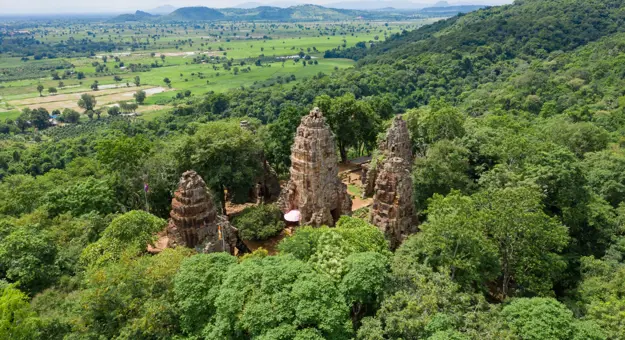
left=314, top=94, right=380, bottom=163
left=175, top=121, right=263, bottom=208
left=134, top=90, right=146, bottom=105
left=77, top=93, right=97, bottom=112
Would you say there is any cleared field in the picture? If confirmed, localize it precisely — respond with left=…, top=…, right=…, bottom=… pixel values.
left=0, top=19, right=432, bottom=119
left=3, top=58, right=354, bottom=110
left=8, top=86, right=167, bottom=111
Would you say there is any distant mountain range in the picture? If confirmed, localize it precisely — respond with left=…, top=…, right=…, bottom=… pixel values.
left=419, top=4, right=484, bottom=15
left=109, top=4, right=485, bottom=23
left=324, top=1, right=427, bottom=10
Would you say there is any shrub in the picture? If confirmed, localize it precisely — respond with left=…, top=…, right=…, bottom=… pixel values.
left=232, top=204, right=285, bottom=241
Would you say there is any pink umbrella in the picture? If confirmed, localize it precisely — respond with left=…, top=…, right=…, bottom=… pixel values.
left=284, top=210, right=301, bottom=223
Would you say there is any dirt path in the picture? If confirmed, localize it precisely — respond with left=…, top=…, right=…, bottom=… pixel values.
left=342, top=165, right=373, bottom=211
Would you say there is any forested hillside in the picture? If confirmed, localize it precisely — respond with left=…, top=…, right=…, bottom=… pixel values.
left=2, top=0, right=625, bottom=339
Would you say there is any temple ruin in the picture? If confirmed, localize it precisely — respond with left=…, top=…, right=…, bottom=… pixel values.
left=167, top=170, right=249, bottom=255
left=369, top=116, right=417, bottom=250
left=362, top=116, right=413, bottom=198
left=370, top=157, right=417, bottom=250
left=279, top=107, right=352, bottom=226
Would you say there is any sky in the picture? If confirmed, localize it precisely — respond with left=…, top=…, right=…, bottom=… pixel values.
left=0, top=0, right=514, bottom=15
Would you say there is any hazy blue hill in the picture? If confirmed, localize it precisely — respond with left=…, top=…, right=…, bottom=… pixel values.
left=165, top=7, right=226, bottom=21
left=147, top=5, right=177, bottom=15
left=108, top=10, right=157, bottom=23
left=418, top=5, right=486, bottom=16
left=214, top=4, right=375, bottom=21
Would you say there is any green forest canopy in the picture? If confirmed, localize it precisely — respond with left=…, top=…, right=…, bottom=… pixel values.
left=2, top=0, right=625, bottom=338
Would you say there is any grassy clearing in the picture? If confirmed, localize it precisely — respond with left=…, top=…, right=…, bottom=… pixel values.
left=0, top=110, right=21, bottom=121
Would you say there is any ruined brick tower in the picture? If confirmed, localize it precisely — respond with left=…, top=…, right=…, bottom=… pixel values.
left=369, top=116, right=417, bottom=249
left=362, top=115, right=413, bottom=197
left=279, top=107, right=352, bottom=226
left=167, top=170, right=248, bottom=254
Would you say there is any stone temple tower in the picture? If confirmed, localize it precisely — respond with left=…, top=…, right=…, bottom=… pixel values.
left=279, top=107, right=352, bottom=227
left=167, top=170, right=248, bottom=255
left=369, top=116, right=417, bottom=250
left=362, top=115, right=413, bottom=197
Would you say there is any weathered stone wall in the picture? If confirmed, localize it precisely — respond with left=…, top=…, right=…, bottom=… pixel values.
left=279, top=107, right=352, bottom=226
left=167, top=170, right=248, bottom=255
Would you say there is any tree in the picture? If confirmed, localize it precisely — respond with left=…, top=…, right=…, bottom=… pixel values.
left=47, top=87, right=57, bottom=95
left=42, top=177, right=116, bottom=217
left=134, top=76, right=140, bottom=87
left=174, top=253, right=238, bottom=336
left=126, top=102, right=138, bottom=113
left=231, top=204, right=285, bottom=241
left=583, top=148, right=625, bottom=207
left=58, top=81, right=64, bottom=88
left=0, top=226, right=60, bottom=294
left=36, top=84, right=44, bottom=97
left=412, top=140, right=473, bottom=212
left=475, top=186, right=569, bottom=297
left=340, top=252, right=389, bottom=327
left=133, top=90, right=146, bottom=105
left=78, top=93, right=97, bottom=112
left=107, top=105, right=121, bottom=116
left=163, top=77, right=171, bottom=88
left=61, top=108, right=81, bottom=123
left=278, top=216, right=390, bottom=269
left=29, top=108, right=51, bottom=130
left=406, top=191, right=499, bottom=291
left=95, top=135, right=152, bottom=173
left=405, top=100, right=466, bottom=155
left=0, top=283, right=41, bottom=339
left=90, top=81, right=99, bottom=91
left=113, top=75, right=122, bottom=86
left=207, top=255, right=352, bottom=339
left=14, top=112, right=30, bottom=132
left=261, top=105, right=305, bottom=174
left=577, top=235, right=625, bottom=339
left=175, top=121, right=264, bottom=207
left=76, top=71, right=85, bottom=80
left=80, top=211, right=165, bottom=269
left=314, top=94, right=380, bottom=163
left=72, top=248, right=192, bottom=339
left=160, top=54, right=166, bottom=62
left=358, top=254, right=489, bottom=340
left=501, top=298, right=605, bottom=340
left=200, top=93, right=229, bottom=116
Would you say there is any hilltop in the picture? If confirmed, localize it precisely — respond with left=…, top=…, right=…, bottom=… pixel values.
left=165, top=6, right=226, bottom=21
left=108, top=10, right=156, bottom=22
